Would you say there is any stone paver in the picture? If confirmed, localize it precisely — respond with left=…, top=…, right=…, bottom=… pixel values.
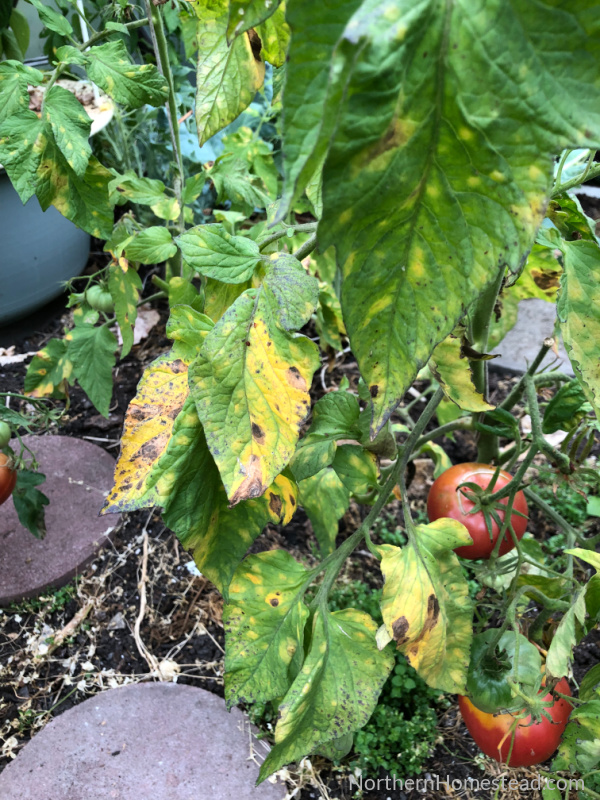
left=491, top=298, right=573, bottom=375
left=0, top=435, right=120, bottom=605
left=0, top=683, right=285, bottom=800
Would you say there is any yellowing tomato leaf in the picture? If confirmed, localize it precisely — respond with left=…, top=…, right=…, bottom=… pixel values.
left=227, top=0, right=281, bottom=39
left=378, top=518, right=473, bottom=693
left=430, top=333, right=493, bottom=413
left=258, top=607, right=394, bottom=782
left=24, top=338, right=72, bottom=400
left=102, top=307, right=213, bottom=513
left=224, top=549, right=310, bottom=707
left=108, top=258, right=142, bottom=359
left=86, top=40, right=169, bottom=108
left=298, top=467, right=349, bottom=556
left=255, top=4, right=290, bottom=68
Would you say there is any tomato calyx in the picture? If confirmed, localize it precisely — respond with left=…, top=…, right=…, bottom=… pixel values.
left=456, top=477, right=527, bottom=544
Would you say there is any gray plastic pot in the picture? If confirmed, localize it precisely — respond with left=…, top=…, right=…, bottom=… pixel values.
left=0, top=82, right=113, bottom=326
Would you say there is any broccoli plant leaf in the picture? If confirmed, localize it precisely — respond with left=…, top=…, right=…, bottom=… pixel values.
left=86, top=41, right=169, bottom=108
left=298, top=467, right=350, bottom=556
left=108, top=258, right=142, bottom=359
left=176, top=224, right=261, bottom=283
left=102, top=307, right=214, bottom=513
left=289, top=1, right=600, bottom=434
left=378, top=518, right=474, bottom=693
left=224, top=550, right=310, bottom=707
left=189, top=274, right=319, bottom=506
left=195, top=0, right=264, bottom=146
left=430, top=333, right=494, bottom=413
left=258, top=607, right=394, bottom=782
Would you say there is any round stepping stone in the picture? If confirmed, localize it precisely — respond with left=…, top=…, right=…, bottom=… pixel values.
left=0, top=435, right=120, bottom=605
left=0, top=683, right=285, bottom=800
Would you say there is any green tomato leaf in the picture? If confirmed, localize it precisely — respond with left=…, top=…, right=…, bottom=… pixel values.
left=109, top=171, right=168, bottom=206
left=0, top=109, right=44, bottom=203
left=557, top=239, right=600, bottom=422
left=255, top=4, right=289, bottom=68
left=12, top=470, right=49, bottom=540
left=262, top=253, right=319, bottom=331
left=542, top=379, right=587, bottom=434
left=195, top=0, right=264, bottom=146
left=546, top=588, right=588, bottom=680
left=26, top=0, right=72, bottom=36
left=125, top=227, right=177, bottom=265
left=224, top=549, right=310, bottom=707
left=227, top=0, right=281, bottom=39
left=42, top=85, right=92, bottom=178
left=258, top=607, right=394, bottom=782
left=86, top=40, right=169, bottom=108
left=189, top=286, right=319, bottom=505
left=553, top=688, right=600, bottom=774
left=332, top=444, right=378, bottom=495
left=9, top=9, right=30, bottom=56
left=298, top=467, right=349, bottom=556
left=66, top=324, right=117, bottom=418
left=108, top=259, right=142, bottom=359
left=176, top=224, right=261, bottom=283
left=147, top=397, right=298, bottom=593
left=378, top=518, right=474, bottom=693
left=54, top=44, right=89, bottom=67
left=307, top=2, right=600, bottom=435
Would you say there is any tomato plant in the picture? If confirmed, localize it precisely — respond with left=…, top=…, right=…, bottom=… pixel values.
left=0, top=421, right=11, bottom=449
left=2, top=0, right=600, bottom=786
left=459, top=677, right=572, bottom=767
left=427, top=463, right=529, bottom=559
left=0, top=452, right=17, bottom=506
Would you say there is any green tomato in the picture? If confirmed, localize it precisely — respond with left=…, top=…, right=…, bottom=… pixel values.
left=466, top=630, right=543, bottom=714
left=0, top=421, right=11, bottom=449
left=86, top=284, right=114, bottom=314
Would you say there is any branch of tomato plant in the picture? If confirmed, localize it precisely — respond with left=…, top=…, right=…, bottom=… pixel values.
left=77, top=16, right=149, bottom=50
left=142, top=0, right=186, bottom=277
left=414, top=417, right=474, bottom=447
left=469, top=267, right=507, bottom=463
left=552, top=155, right=600, bottom=197
left=292, top=234, right=319, bottom=262
left=258, top=223, right=318, bottom=252
left=500, top=339, right=554, bottom=412
left=308, top=387, right=446, bottom=611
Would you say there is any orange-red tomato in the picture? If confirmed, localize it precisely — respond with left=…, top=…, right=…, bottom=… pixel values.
left=459, top=677, right=572, bottom=767
left=0, top=452, right=17, bottom=506
left=427, top=463, right=529, bottom=559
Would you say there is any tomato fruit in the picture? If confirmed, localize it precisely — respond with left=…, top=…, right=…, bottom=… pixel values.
left=0, top=421, right=11, bottom=449
left=459, top=677, right=572, bottom=767
left=466, top=630, right=543, bottom=714
left=427, top=463, right=528, bottom=559
left=0, top=452, right=17, bottom=506
left=86, top=284, right=114, bottom=314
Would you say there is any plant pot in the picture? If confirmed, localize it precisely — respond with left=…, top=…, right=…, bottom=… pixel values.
left=0, top=81, right=114, bottom=326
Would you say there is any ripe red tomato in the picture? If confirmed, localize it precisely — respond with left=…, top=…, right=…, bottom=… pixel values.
left=0, top=452, right=17, bottom=506
left=427, top=463, right=528, bottom=559
left=459, top=677, right=572, bottom=767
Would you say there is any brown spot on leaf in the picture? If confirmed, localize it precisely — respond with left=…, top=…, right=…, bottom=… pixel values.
left=270, top=597, right=279, bottom=607
left=286, top=366, right=306, bottom=391
left=251, top=422, right=265, bottom=444
left=229, top=455, right=265, bottom=506
left=268, top=491, right=282, bottom=518
left=369, top=384, right=379, bottom=398
left=531, top=268, right=560, bottom=292
left=392, top=616, right=410, bottom=645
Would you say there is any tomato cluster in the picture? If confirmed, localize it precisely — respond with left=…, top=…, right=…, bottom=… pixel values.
left=427, top=463, right=528, bottom=559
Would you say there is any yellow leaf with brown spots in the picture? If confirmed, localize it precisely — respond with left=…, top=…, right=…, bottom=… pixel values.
left=430, top=333, right=494, bottom=413
left=24, top=338, right=72, bottom=400
left=224, top=549, right=310, bottom=708
left=145, top=396, right=298, bottom=592
left=101, top=306, right=213, bottom=514
left=190, top=281, right=319, bottom=506
left=378, top=518, right=473, bottom=693
left=258, top=606, right=394, bottom=782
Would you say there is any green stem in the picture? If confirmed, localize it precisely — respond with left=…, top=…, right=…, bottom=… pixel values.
left=310, top=387, right=445, bottom=608
left=523, top=486, right=591, bottom=551
left=142, top=0, right=186, bottom=276
left=77, top=16, right=149, bottom=50
left=552, top=160, right=600, bottom=197
left=415, top=417, right=474, bottom=447
left=292, top=234, right=318, bottom=262
left=525, top=376, right=571, bottom=473
left=470, top=268, right=506, bottom=462
left=500, top=340, right=553, bottom=412
left=258, top=223, right=318, bottom=252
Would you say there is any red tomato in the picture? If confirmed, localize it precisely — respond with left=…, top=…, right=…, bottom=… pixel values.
left=0, top=453, right=17, bottom=506
left=459, top=677, right=572, bottom=767
left=427, top=463, right=528, bottom=559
